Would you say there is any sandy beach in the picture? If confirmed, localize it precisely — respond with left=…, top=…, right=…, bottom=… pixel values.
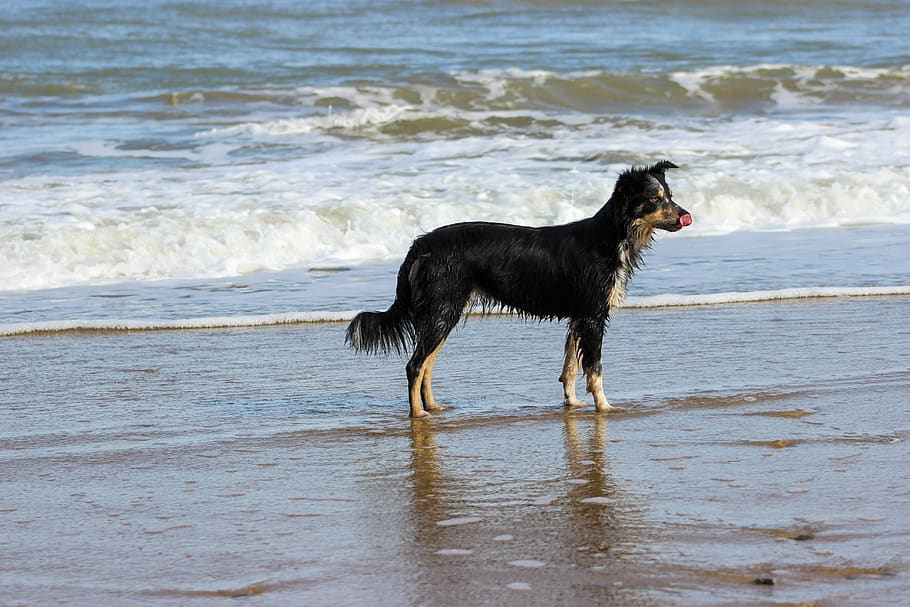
left=1, top=295, right=908, bottom=606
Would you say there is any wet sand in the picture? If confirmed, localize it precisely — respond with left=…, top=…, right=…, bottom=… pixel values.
left=1, top=297, right=909, bottom=606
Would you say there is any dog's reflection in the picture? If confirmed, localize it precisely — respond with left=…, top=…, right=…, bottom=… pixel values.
left=407, top=418, right=447, bottom=526
left=407, top=414, right=623, bottom=523
left=562, top=414, right=624, bottom=542
left=404, top=414, right=641, bottom=599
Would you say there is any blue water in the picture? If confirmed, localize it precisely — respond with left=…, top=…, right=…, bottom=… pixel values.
left=1, top=0, right=910, bottom=332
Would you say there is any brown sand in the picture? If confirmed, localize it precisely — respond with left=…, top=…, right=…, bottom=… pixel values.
left=1, top=296, right=908, bottom=605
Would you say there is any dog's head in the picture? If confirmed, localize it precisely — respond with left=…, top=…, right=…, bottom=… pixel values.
left=615, top=161, right=692, bottom=236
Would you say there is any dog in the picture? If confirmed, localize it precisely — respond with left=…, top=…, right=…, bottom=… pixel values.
left=346, top=161, right=692, bottom=418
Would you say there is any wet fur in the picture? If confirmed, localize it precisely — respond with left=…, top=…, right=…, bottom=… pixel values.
left=346, top=161, right=690, bottom=418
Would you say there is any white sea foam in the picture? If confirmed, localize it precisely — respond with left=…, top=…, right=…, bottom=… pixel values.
left=508, top=560, right=546, bottom=568
left=0, top=311, right=360, bottom=337
left=435, top=517, right=482, bottom=527
left=202, top=105, right=415, bottom=137
left=3, top=154, right=910, bottom=292
left=580, top=497, right=612, bottom=505
left=3, top=286, right=906, bottom=337
left=622, top=286, right=910, bottom=308
left=506, top=582, right=532, bottom=591
left=528, top=495, right=558, bottom=506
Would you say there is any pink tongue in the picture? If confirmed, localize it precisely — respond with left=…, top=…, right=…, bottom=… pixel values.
left=679, top=213, right=693, bottom=228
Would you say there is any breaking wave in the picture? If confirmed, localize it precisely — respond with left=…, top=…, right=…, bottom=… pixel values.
left=3, top=158, right=910, bottom=292
left=198, top=64, right=910, bottom=140
left=5, top=63, right=910, bottom=292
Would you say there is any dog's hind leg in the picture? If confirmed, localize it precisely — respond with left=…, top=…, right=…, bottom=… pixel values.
left=421, top=338, right=447, bottom=412
left=560, top=325, right=587, bottom=408
left=407, top=344, right=433, bottom=418
left=405, top=261, right=470, bottom=418
left=408, top=331, right=455, bottom=417
left=407, top=335, right=436, bottom=418
left=577, top=318, right=616, bottom=413
left=407, top=310, right=462, bottom=418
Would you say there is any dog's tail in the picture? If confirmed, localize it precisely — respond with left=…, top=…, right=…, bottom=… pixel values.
left=345, top=248, right=418, bottom=355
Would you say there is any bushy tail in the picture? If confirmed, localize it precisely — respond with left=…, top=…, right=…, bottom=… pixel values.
left=345, top=248, right=418, bottom=355
left=345, top=301, right=413, bottom=355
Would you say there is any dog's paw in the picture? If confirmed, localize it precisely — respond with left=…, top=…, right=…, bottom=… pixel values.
left=563, top=398, right=589, bottom=409
left=595, top=404, right=621, bottom=414
left=424, top=403, right=449, bottom=412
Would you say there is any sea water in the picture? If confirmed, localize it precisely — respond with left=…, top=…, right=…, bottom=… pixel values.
left=2, top=0, right=910, bottom=333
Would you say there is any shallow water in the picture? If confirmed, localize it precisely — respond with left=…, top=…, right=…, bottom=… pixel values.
left=2, top=297, right=908, bottom=605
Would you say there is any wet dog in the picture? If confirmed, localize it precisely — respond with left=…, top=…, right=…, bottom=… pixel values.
left=346, top=161, right=692, bottom=418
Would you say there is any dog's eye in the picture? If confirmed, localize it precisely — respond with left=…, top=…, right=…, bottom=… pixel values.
left=650, top=195, right=662, bottom=203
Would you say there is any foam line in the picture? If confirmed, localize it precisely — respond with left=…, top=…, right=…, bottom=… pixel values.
left=2, top=287, right=908, bottom=337
left=0, top=311, right=361, bottom=337
left=622, top=286, right=910, bottom=308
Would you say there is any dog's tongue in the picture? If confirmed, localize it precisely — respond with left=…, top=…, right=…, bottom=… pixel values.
left=679, top=213, right=693, bottom=228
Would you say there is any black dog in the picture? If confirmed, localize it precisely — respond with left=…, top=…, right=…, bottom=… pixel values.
left=346, top=161, right=692, bottom=418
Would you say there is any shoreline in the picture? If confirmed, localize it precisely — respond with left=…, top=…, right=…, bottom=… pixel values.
left=3, top=289, right=909, bottom=338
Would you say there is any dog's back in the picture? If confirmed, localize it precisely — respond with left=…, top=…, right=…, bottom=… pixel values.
left=409, top=220, right=610, bottom=320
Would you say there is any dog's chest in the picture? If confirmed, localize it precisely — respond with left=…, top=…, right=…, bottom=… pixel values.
left=606, top=242, right=634, bottom=309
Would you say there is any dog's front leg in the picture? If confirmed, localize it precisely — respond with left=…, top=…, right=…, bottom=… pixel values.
left=577, top=318, right=616, bottom=413
left=585, top=365, right=614, bottom=413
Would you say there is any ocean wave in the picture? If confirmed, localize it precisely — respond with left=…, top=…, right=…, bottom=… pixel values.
left=3, top=158, right=910, bottom=291
left=668, top=63, right=910, bottom=110
left=457, top=64, right=910, bottom=113
left=148, top=90, right=305, bottom=107
left=3, top=287, right=907, bottom=337
left=0, top=72, right=100, bottom=97
left=202, top=105, right=420, bottom=137
left=12, top=63, right=907, bottom=121
left=4, top=63, right=910, bottom=292
left=197, top=64, right=910, bottom=141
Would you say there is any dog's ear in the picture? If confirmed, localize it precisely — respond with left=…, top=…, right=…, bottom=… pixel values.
left=645, top=173, right=664, bottom=196
left=615, top=161, right=677, bottom=199
left=649, top=160, right=679, bottom=175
